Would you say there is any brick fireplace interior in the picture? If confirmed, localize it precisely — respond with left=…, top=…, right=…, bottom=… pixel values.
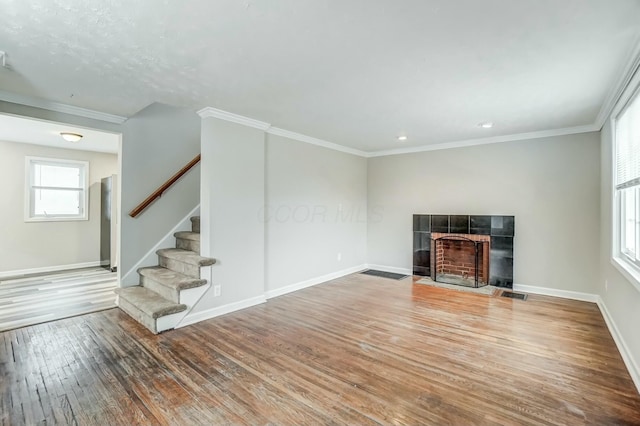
left=413, top=214, right=514, bottom=288
left=431, top=233, right=490, bottom=288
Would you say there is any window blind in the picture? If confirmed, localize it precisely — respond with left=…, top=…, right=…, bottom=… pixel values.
left=616, top=92, right=640, bottom=190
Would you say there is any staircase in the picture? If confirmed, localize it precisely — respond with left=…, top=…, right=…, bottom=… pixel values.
left=116, top=216, right=215, bottom=334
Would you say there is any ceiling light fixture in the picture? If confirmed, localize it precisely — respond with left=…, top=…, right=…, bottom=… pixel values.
left=397, top=135, right=408, bottom=141
left=479, top=122, right=493, bottom=129
left=60, top=132, right=83, bottom=142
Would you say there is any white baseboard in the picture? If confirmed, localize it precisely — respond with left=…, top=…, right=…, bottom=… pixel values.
left=265, top=264, right=367, bottom=299
left=512, top=284, right=599, bottom=303
left=179, top=265, right=366, bottom=328
left=177, top=295, right=267, bottom=328
left=0, top=261, right=103, bottom=279
left=512, top=284, right=639, bottom=394
left=596, top=296, right=640, bottom=394
left=121, top=205, right=200, bottom=286
left=365, top=264, right=412, bottom=276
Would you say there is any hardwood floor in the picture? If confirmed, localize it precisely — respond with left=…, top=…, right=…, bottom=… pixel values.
left=0, top=267, right=117, bottom=332
left=1, top=273, right=639, bottom=425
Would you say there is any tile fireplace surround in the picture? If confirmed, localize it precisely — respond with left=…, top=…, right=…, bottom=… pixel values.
left=413, top=214, right=515, bottom=288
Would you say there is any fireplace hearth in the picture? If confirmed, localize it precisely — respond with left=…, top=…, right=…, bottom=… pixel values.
left=413, top=214, right=514, bottom=288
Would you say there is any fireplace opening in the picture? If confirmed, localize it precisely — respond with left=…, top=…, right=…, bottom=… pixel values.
left=431, top=234, right=490, bottom=288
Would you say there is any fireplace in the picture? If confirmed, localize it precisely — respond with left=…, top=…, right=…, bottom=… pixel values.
left=431, top=233, right=490, bottom=288
left=413, top=214, right=514, bottom=288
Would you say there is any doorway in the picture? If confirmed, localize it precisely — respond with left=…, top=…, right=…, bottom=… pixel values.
left=0, top=113, right=122, bottom=331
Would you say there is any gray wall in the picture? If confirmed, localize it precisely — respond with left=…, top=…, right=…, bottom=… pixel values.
left=599, top=120, right=640, bottom=378
left=120, top=103, right=201, bottom=277
left=367, top=132, right=601, bottom=293
left=195, top=117, right=266, bottom=313
left=265, top=133, right=367, bottom=292
left=0, top=140, right=117, bottom=272
left=193, top=123, right=369, bottom=314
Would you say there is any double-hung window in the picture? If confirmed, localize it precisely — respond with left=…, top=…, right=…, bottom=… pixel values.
left=614, top=84, right=640, bottom=288
left=25, top=157, right=89, bottom=221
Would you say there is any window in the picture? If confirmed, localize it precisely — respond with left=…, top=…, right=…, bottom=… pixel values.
left=614, top=84, right=640, bottom=287
left=25, top=157, right=89, bottom=221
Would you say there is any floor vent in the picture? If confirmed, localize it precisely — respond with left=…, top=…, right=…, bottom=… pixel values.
left=360, top=270, right=409, bottom=280
left=500, top=291, right=528, bottom=300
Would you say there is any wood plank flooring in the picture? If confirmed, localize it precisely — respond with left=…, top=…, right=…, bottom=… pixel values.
left=1, top=272, right=639, bottom=425
left=0, top=267, right=117, bottom=332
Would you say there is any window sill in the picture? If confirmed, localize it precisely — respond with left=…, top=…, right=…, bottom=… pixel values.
left=25, top=217, right=88, bottom=223
left=611, top=256, right=640, bottom=293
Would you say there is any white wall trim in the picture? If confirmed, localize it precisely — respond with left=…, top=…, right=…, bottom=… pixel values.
left=156, top=310, right=189, bottom=333
left=596, top=296, right=640, bottom=394
left=0, top=90, right=127, bottom=124
left=181, top=264, right=371, bottom=327
left=366, top=124, right=600, bottom=158
left=480, top=283, right=640, bottom=393
left=265, top=264, right=367, bottom=299
left=0, top=261, right=103, bottom=279
left=611, top=257, right=640, bottom=294
left=511, top=285, right=639, bottom=394
left=267, top=127, right=368, bottom=157
left=196, top=106, right=368, bottom=156
left=365, top=264, right=413, bottom=276
left=197, top=107, right=271, bottom=130
left=178, top=295, right=267, bottom=328
left=196, top=106, right=600, bottom=160
left=594, top=35, right=640, bottom=130
left=512, top=284, right=599, bottom=302
left=193, top=106, right=609, bottom=158
left=120, top=205, right=200, bottom=286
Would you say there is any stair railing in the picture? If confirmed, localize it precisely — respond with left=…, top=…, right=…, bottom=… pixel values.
left=129, top=154, right=201, bottom=218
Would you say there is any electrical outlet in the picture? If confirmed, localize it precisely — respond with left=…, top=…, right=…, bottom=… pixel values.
left=605, top=280, right=608, bottom=291
left=214, top=285, right=221, bottom=297
left=337, top=252, right=342, bottom=261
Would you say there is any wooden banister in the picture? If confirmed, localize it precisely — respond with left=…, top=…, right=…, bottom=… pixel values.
left=129, top=154, right=201, bottom=218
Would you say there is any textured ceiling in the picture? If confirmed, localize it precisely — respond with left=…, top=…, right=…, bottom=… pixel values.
left=0, top=0, right=639, bottom=152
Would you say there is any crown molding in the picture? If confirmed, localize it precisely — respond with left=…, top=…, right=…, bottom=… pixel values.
left=595, top=35, right=640, bottom=129
left=197, top=105, right=600, bottom=159
left=0, top=93, right=602, bottom=158
left=197, top=107, right=271, bottom=131
left=267, top=127, right=368, bottom=157
left=0, top=90, right=127, bottom=124
left=366, top=123, right=600, bottom=158
left=197, top=106, right=368, bottom=156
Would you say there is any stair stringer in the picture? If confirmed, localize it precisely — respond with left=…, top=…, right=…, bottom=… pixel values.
left=156, top=311, right=189, bottom=333
left=157, top=265, right=213, bottom=332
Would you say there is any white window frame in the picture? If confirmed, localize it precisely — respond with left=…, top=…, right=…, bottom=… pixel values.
left=24, top=156, right=89, bottom=222
left=611, top=71, right=640, bottom=293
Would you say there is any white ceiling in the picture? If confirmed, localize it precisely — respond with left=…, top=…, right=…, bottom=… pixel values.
left=0, top=0, right=639, bottom=153
left=0, top=114, right=119, bottom=154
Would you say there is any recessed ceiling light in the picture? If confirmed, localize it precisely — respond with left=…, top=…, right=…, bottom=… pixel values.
left=479, top=122, right=493, bottom=129
left=397, top=135, right=408, bottom=141
left=60, top=132, right=83, bottom=142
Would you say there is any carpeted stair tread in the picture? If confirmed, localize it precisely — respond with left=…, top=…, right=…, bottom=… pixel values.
left=115, top=214, right=210, bottom=333
left=116, top=286, right=186, bottom=318
left=138, top=266, right=207, bottom=291
left=156, top=248, right=215, bottom=266
left=174, top=231, right=200, bottom=241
